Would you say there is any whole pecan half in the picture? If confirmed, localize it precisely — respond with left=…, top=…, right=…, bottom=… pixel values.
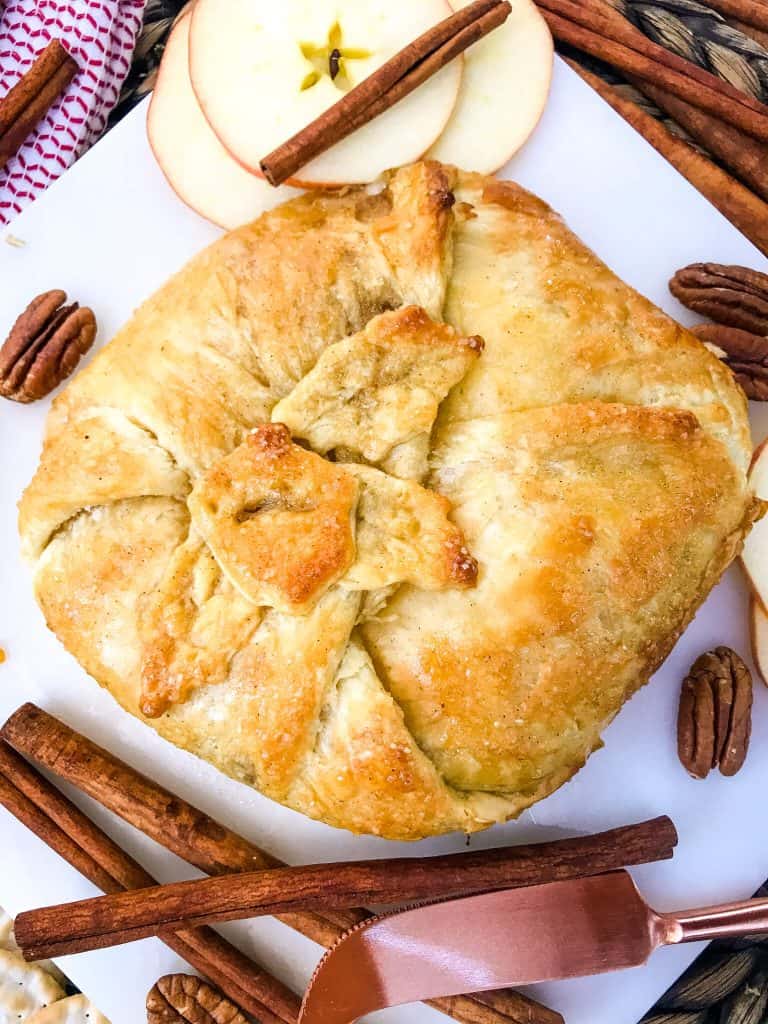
left=147, top=974, right=248, bottom=1024
left=0, top=289, right=96, bottom=403
left=670, top=263, right=768, bottom=336
left=677, top=647, right=753, bottom=779
left=692, top=323, right=768, bottom=401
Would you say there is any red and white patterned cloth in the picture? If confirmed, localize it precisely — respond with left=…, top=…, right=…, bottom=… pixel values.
left=0, top=0, right=145, bottom=224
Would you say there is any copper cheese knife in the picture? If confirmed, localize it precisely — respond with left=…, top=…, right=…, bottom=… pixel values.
left=300, top=870, right=768, bottom=1024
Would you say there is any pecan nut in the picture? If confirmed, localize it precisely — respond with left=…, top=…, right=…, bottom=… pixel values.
left=677, top=646, right=753, bottom=779
left=0, top=290, right=96, bottom=403
left=670, top=263, right=768, bottom=336
left=147, top=974, right=249, bottom=1024
left=691, top=323, right=768, bottom=401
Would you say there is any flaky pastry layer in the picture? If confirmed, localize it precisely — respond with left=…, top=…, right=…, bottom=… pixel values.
left=19, top=163, right=758, bottom=839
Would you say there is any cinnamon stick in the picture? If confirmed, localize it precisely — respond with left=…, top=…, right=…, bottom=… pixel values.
left=578, top=0, right=768, bottom=110
left=470, top=992, right=558, bottom=1022
left=0, top=41, right=78, bottom=168
left=629, top=78, right=768, bottom=204
left=426, top=997, right=561, bottom=1024
left=0, top=744, right=124, bottom=895
left=2, top=704, right=562, bottom=1024
left=0, top=40, right=72, bottom=134
left=0, top=741, right=299, bottom=1024
left=704, top=0, right=768, bottom=33
left=0, top=701, right=351, bottom=941
left=260, top=0, right=511, bottom=185
left=566, top=60, right=768, bottom=257
left=427, top=992, right=563, bottom=1024
left=540, top=0, right=768, bottom=118
left=15, top=817, right=678, bottom=959
left=538, top=0, right=768, bottom=143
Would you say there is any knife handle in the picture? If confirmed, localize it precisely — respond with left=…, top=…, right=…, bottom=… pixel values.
left=661, top=896, right=768, bottom=944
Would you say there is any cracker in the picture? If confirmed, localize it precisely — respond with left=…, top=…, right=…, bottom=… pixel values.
left=0, top=910, right=15, bottom=952
left=0, top=948, right=64, bottom=1023
left=36, top=962, right=68, bottom=992
left=0, top=908, right=67, bottom=990
left=25, top=995, right=109, bottom=1024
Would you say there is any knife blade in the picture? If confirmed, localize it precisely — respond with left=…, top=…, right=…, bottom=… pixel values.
left=299, top=870, right=768, bottom=1024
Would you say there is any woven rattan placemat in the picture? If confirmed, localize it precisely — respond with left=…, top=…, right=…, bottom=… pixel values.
left=112, top=4, right=768, bottom=1020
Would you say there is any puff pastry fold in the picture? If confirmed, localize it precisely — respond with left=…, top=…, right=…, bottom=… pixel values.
left=19, top=162, right=758, bottom=839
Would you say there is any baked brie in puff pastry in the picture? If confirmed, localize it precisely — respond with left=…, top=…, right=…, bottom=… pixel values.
left=19, top=162, right=759, bottom=839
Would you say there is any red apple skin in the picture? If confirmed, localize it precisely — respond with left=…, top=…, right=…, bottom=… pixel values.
left=740, top=530, right=768, bottom=615
left=425, top=0, right=553, bottom=175
left=740, top=562, right=768, bottom=615
left=750, top=596, right=768, bottom=685
left=740, top=436, right=768, bottom=617
left=749, top=436, right=768, bottom=474
left=147, top=14, right=301, bottom=229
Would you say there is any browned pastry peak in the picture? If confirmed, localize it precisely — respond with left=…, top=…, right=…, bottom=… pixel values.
left=272, top=305, right=484, bottom=480
left=343, top=463, right=478, bottom=591
left=143, top=428, right=479, bottom=717
left=189, top=424, right=359, bottom=615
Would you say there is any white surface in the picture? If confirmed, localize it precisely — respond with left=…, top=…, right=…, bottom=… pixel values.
left=1, top=57, right=768, bottom=1024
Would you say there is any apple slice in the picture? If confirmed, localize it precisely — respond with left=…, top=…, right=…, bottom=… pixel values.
left=147, top=14, right=301, bottom=230
left=750, top=596, right=768, bottom=685
left=188, top=0, right=462, bottom=187
left=741, top=436, right=768, bottom=612
left=426, top=0, right=553, bottom=173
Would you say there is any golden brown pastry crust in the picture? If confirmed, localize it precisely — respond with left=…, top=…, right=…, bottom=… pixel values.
left=272, top=305, right=482, bottom=479
left=366, top=401, right=757, bottom=795
left=189, top=424, right=359, bottom=615
left=342, top=463, right=478, bottom=591
left=138, top=535, right=264, bottom=718
left=18, top=163, right=759, bottom=839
